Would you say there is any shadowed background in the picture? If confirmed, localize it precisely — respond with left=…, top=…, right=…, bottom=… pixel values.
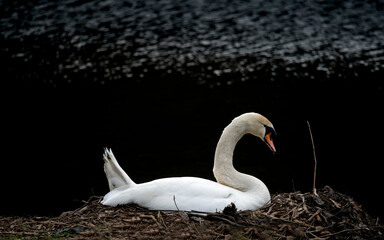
left=1, top=0, right=383, bottom=218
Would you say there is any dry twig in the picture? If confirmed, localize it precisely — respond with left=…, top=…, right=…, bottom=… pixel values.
left=307, top=121, right=318, bottom=196
left=1, top=187, right=382, bottom=239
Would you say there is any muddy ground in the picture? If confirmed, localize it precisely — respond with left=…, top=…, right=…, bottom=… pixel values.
left=1, top=186, right=382, bottom=239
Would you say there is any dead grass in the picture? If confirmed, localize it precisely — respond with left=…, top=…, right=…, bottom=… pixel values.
left=1, top=186, right=382, bottom=239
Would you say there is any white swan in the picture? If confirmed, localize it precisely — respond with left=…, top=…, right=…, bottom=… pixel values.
left=101, top=112, right=276, bottom=212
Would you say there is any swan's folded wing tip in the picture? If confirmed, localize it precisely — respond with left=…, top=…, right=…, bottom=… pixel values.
left=103, top=147, right=113, bottom=162
left=103, top=147, right=112, bottom=153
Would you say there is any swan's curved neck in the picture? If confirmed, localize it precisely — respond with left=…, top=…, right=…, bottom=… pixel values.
left=213, top=119, right=264, bottom=193
left=213, top=121, right=245, bottom=170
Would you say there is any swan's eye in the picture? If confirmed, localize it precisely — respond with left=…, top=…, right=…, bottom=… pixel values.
left=264, top=126, right=276, bottom=137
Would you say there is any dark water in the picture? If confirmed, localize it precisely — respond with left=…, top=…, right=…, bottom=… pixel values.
left=2, top=0, right=384, bottom=87
left=1, top=0, right=384, bottom=218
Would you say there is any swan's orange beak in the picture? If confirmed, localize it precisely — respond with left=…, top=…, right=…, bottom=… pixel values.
left=264, top=132, right=276, bottom=153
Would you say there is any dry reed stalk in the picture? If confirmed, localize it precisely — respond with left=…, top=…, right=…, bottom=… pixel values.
left=307, top=121, right=318, bottom=196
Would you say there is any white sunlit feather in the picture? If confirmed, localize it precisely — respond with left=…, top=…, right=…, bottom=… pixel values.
left=103, top=148, right=136, bottom=190
left=101, top=112, right=276, bottom=212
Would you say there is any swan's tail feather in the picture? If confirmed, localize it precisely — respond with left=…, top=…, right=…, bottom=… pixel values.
left=103, top=148, right=136, bottom=190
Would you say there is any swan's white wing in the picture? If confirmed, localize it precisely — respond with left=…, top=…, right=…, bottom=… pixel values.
left=103, top=148, right=136, bottom=190
left=140, top=177, right=238, bottom=212
left=102, top=177, right=244, bottom=212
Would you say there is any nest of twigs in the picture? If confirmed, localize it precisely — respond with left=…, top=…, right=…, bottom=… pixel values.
left=1, top=186, right=382, bottom=239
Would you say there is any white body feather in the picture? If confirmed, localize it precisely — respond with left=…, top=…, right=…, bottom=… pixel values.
left=102, top=113, right=273, bottom=212
left=102, top=176, right=269, bottom=212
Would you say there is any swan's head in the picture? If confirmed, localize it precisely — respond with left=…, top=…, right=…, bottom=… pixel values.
left=237, top=112, right=277, bottom=153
